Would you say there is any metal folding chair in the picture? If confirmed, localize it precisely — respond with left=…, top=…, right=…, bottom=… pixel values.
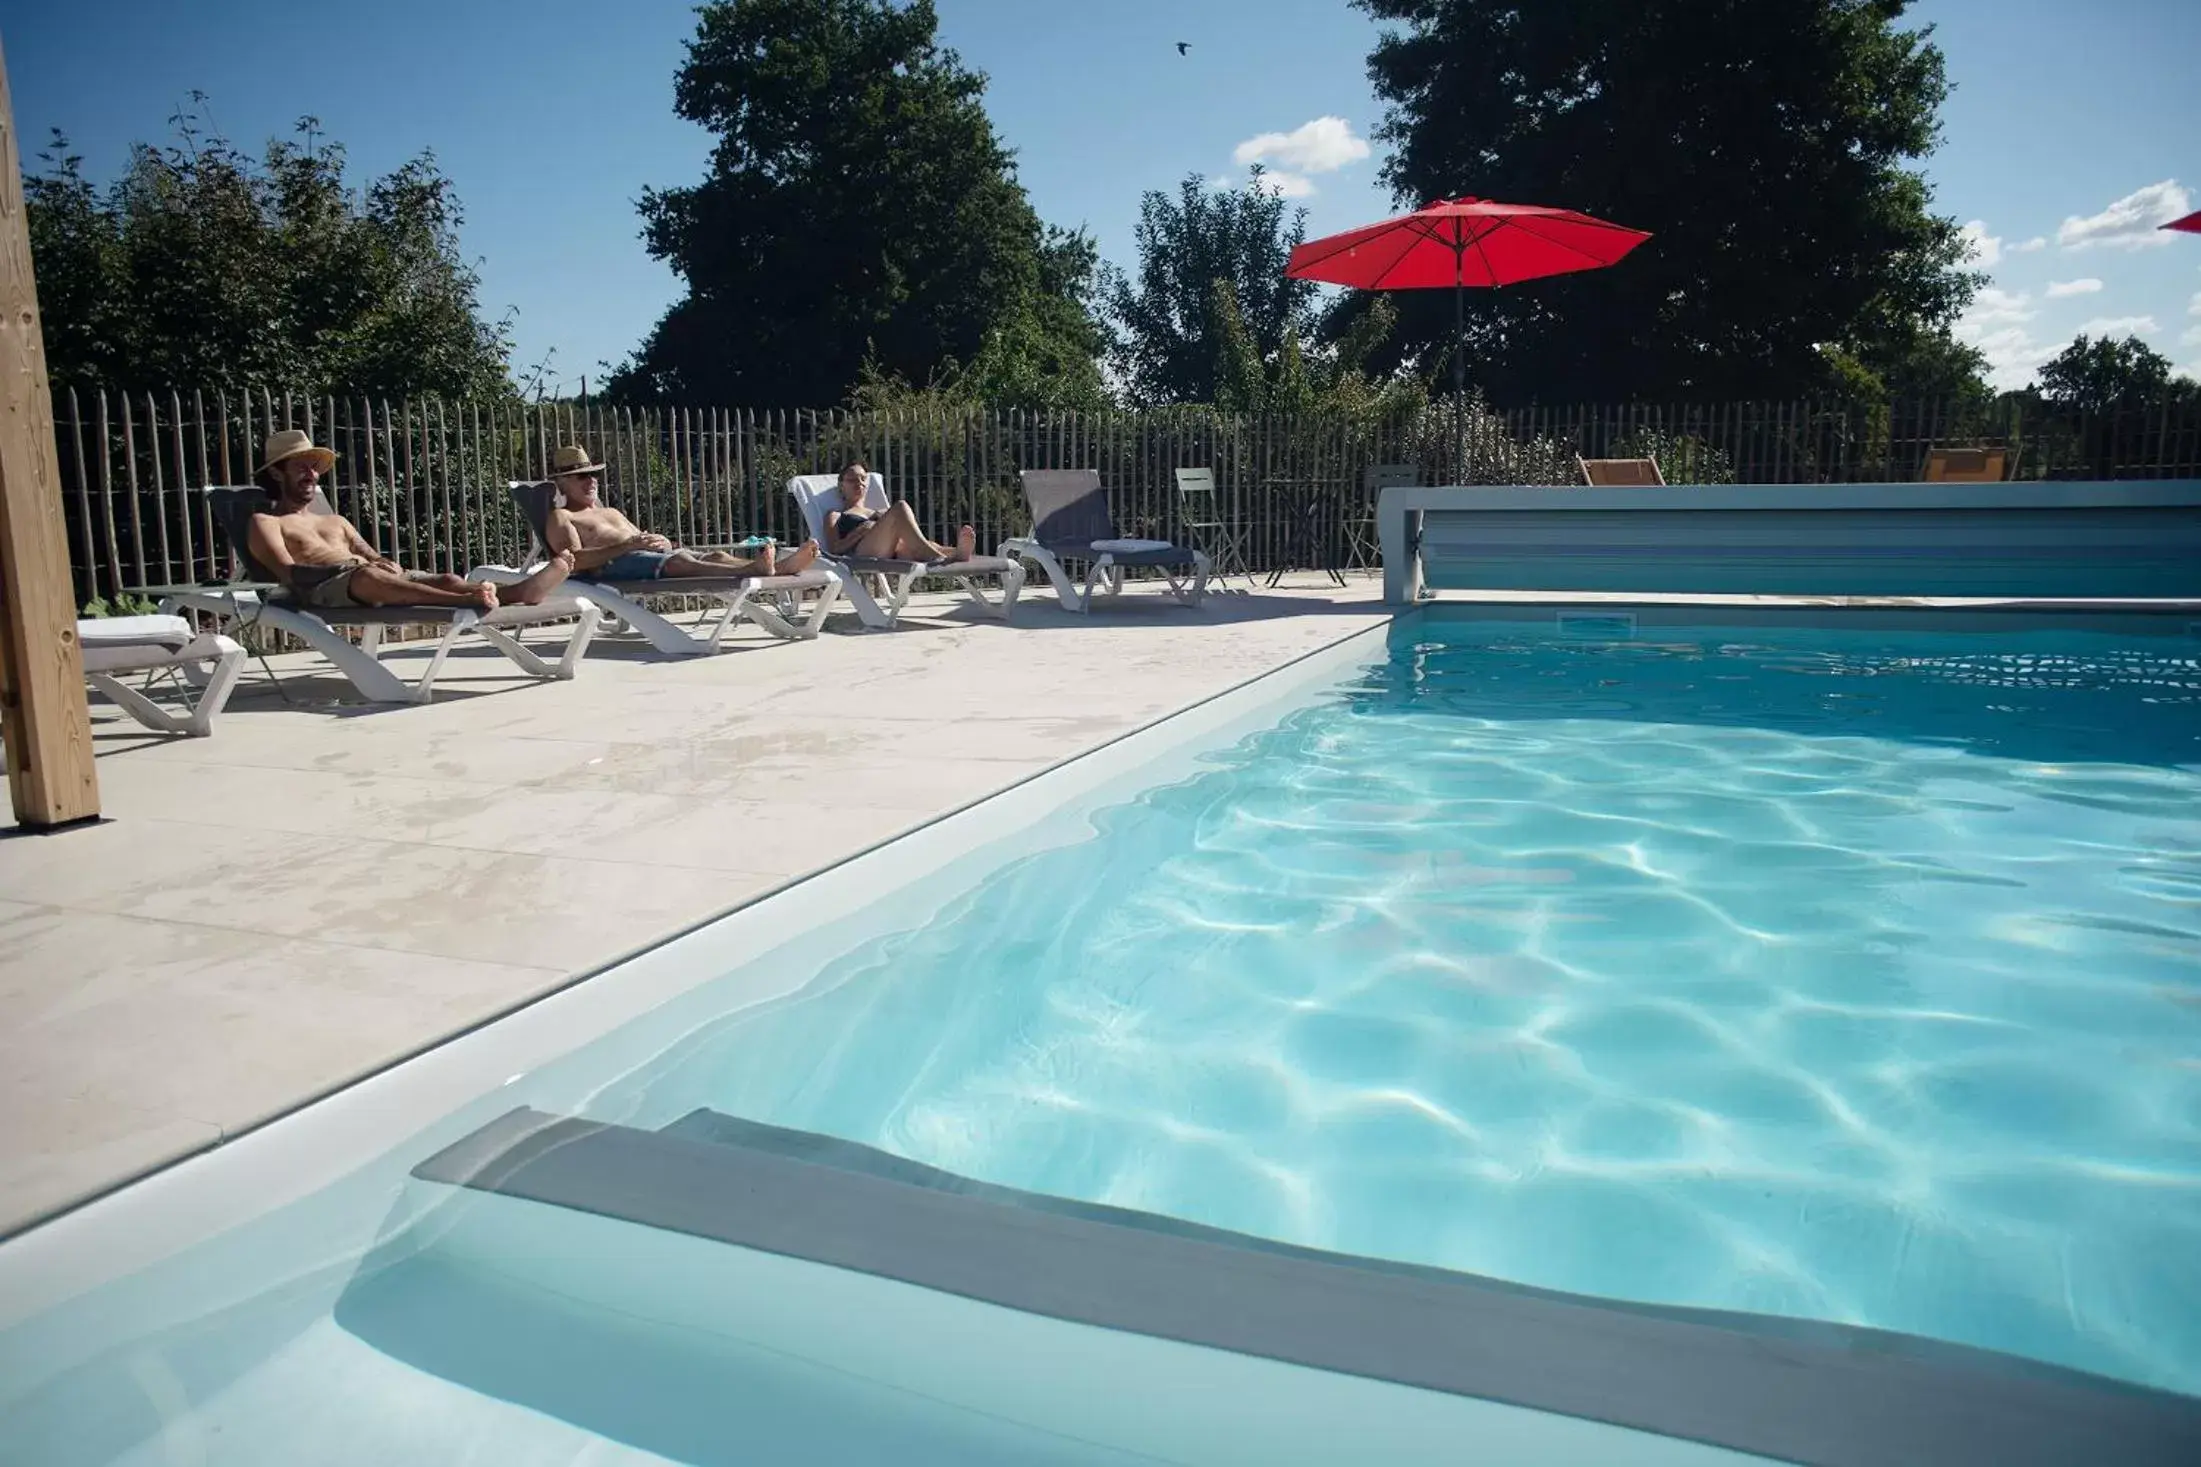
left=1351, top=463, right=1420, bottom=571
left=1173, top=467, right=1254, bottom=589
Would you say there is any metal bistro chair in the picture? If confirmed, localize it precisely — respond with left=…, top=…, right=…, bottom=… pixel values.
left=1172, top=467, right=1254, bottom=589
left=1351, top=463, right=1420, bottom=571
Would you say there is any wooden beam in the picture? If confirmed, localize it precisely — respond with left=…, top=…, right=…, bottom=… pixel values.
left=0, top=30, right=99, bottom=828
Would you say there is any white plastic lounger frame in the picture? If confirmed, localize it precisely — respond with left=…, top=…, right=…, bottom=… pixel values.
left=500, top=482, right=844, bottom=655
left=165, top=488, right=602, bottom=705
left=1005, top=469, right=1210, bottom=614
left=788, top=471, right=1025, bottom=628
left=79, top=614, right=245, bottom=736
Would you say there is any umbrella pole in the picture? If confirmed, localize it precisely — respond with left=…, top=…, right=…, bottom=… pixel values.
left=1452, top=256, right=1466, bottom=482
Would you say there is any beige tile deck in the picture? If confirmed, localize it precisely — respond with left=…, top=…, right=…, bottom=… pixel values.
left=0, top=580, right=1391, bottom=1235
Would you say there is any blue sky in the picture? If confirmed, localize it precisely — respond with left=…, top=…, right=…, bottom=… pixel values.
left=7, top=0, right=2197, bottom=394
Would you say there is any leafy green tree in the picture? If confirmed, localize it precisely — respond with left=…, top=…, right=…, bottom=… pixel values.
left=2034, top=334, right=2184, bottom=414
left=612, top=0, right=1101, bottom=407
left=958, top=226, right=1113, bottom=411
left=26, top=107, right=510, bottom=397
left=1101, top=170, right=1318, bottom=406
left=1213, top=288, right=1425, bottom=422
left=1351, top=0, right=1980, bottom=401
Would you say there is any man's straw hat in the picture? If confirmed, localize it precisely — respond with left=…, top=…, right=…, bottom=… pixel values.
left=549, top=444, right=607, bottom=478
left=258, top=428, right=335, bottom=476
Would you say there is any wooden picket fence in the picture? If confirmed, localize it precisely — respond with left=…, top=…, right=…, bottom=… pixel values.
left=51, top=386, right=2201, bottom=607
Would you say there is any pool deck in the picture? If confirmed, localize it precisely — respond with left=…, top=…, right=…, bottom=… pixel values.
left=0, top=578, right=1392, bottom=1237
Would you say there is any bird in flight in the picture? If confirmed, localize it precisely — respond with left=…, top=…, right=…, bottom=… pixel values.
left=1176, top=41, right=1190, bottom=56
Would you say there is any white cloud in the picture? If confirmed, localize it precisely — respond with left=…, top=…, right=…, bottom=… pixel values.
left=2057, top=180, right=2193, bottom=250
left=1955, top=288, right=2051, bottom=391
left=2177, top=361, right=2201, bottom=383
left=2044, top=278, right=2103, bottom=298
left=2076, top=314, right=2160, bottom=337
left=1958, top=220, right=2001, bottom=267
left=1232, top=116, right=1371, bottom=176
left=2190, top=290, right=2201, bottom=316
left=2183, top=324, right=2201, bottom=348
left=1959, top=287, right=2034, bottom=327
left=1964, top=326, right=2058, bottom=393
left=1257, top=170, right=1317, bottom=199
left=2011, top=236, right=2048, bottom=253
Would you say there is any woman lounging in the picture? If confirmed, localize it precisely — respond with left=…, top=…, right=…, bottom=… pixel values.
left=824, top=461, right=976, bottom=564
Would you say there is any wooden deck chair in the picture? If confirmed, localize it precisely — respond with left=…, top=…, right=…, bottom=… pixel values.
left=1578, top=456, right=1665, bottom=487
left=1923, top=447, right=2007, bottom=483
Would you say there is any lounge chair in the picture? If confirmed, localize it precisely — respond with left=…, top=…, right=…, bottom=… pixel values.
left=502, top=482, right=843, bottom=655
left=788, top=471, right=1024, bottom=627
left=1578, top=456, right=1665, bottom=487
left=1924, top=446, right=2007, bottom=483
left=81, top=614, right=245, bottom=736
left=157, top=487, right=602, bottom=705
left=1005, top=469, right=1210, bottom=613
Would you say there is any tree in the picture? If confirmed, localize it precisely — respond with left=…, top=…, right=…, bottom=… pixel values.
left=2034, top=334, right=2183, bottom=415
left=611, top=0, right=1101, bottom=407
left=25, top=106, right=510, bottom=397
left=1352, top=0, right=1980, bottom=401
left=1101, top=170, right=1319, bottom=406
left=958, top=225, right=1113, bottom=411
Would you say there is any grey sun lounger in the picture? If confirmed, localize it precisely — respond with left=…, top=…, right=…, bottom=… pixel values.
left=788, top=472, right=1024, bottom=627
left=158, top=488, right=602, bottom=705
left=1005, top=469, right=1210, bottom=613
left=80, top=613, right=245, bottom=736
left=504, top=482, right=844, bottom=655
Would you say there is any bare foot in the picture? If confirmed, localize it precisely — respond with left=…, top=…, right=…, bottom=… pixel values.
left=503, top=550, right=573, bottom=606
left=779, top=539, right=819, bottom=575
left=932, top=526, right=976, bottom=565
left=469, top=580, right=501, bottom=612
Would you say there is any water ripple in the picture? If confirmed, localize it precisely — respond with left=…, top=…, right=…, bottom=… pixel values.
left=644, top=620, right=2201, bottom=1396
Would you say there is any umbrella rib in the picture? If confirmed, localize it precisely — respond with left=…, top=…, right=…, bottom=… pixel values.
left=1375, top=218, right=1461, bottom=288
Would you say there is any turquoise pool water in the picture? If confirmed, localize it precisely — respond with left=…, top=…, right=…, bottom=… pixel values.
left=630, top=615, right=2201, bottom=1393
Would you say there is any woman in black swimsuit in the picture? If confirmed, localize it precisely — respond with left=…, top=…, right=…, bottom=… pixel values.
left=825, top=460, right=978, bottom=564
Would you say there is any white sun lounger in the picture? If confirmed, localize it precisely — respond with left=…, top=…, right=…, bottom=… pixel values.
left=788, top=471, right=1024, bottom=628
left=1006, top=469, right=1210, bottom=613
left=80, top=614, right=246, bottom=736
left=157, top=487, right=603, bottom=706
left=500, top=482, right=844, bottom=655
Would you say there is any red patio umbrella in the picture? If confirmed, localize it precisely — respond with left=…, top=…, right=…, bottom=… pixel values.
left=2162, top=210, right=2201, bottom=235
left=1285, top=197, right=1651, bottom=461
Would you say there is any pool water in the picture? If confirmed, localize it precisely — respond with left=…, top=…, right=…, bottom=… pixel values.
left=625, top=616, right=2201, bottom=1393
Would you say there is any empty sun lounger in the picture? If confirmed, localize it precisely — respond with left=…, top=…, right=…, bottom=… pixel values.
left=157, top=487, right=603, bottom=705
left=1006, top=469, right=1210, bottom=613
left=80, top=614, right=245, bottom=736
left=502, top=482, right=844, bottom=655
left=788, top=471, right=1024, bottom=627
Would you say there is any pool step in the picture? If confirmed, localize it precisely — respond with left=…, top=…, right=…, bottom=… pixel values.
left=404, top=1106, right=2201, bottom=1467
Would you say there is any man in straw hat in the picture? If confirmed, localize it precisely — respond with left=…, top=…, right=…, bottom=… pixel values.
left=540, top=444, right=818, bottom=582
left=249, top=430, right=573, bottom=611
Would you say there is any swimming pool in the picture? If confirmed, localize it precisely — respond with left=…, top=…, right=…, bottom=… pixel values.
left=4, top=605, right=2198, bottom=1465
left=596, top=609, right=2201, bottom=1389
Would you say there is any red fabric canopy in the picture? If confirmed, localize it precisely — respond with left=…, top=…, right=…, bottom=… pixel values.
left=1285, top=196, right=1651, bottom=290
left=2162, top=210, right=2201, bottom=235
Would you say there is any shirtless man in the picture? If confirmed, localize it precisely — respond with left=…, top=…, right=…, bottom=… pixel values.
left=246, top=430, right=572, bottom=611
left=540, top=444, right=819, bottom=581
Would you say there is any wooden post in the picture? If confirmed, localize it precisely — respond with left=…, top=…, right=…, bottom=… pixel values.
left=0, top=34, right=99, bottom=827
